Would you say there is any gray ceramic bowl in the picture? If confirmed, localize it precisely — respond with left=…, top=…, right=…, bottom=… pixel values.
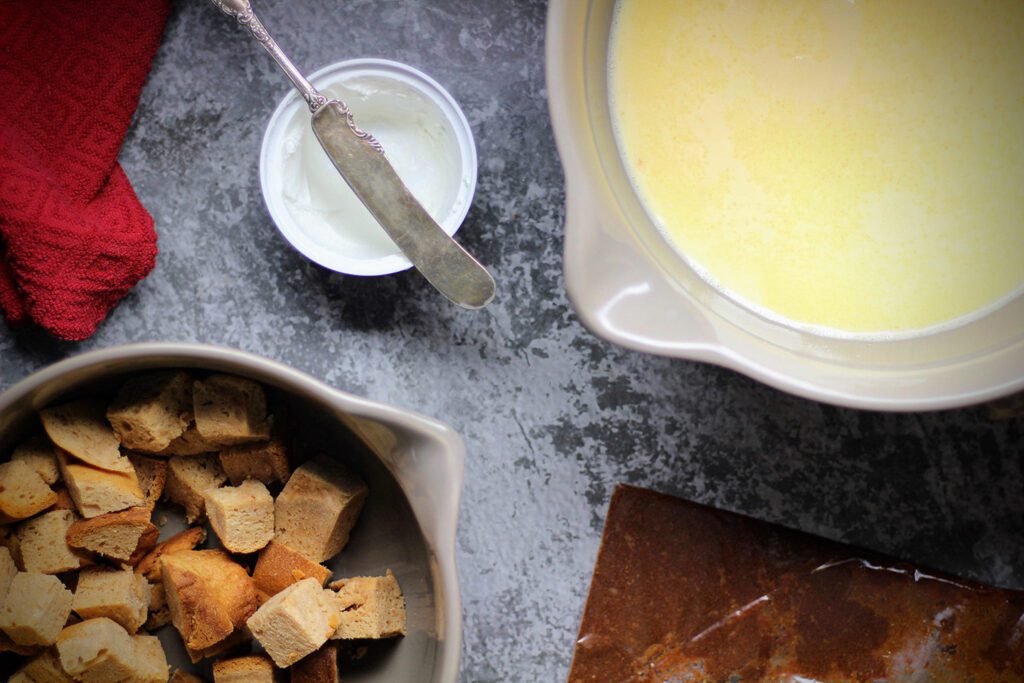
left=0, top=343, right=463, bottom=682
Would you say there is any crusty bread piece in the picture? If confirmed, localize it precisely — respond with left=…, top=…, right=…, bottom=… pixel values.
left=17, top=510, right=88, bottom=574
left=184, top=626, right=250, bottom=664
left=171, top=671, right=209, bottom=683
left=246, top=577, right=341, bottom=668
left=9, top=648, right=74, bottom=683
left=0, top=572, right=74, bottom=645
left=127, top=453, right=168, bottom=509
left=40, top=400, right=132, bottom=473
left=132, top=634, right=171, bottom=682
left=106, top=370, right=193, bottom=452
left=213, top=654, right=278, bottom=682
left=253, top=540, right=331, bottom=602
left=135, top=526, right=207, bottom=582
left=66, top=506, right=158, bottom=564
left=219, top=435, right=290, bottom=486
left=56, top=617, right=135, bottom=682
left=165, top=455, right=227, bottom=523
left=145, top=578, right=170, bottom=630
left=161, top=549, right=258, bottom=650
left=290, top=642, right=339, bottom=683
left=274, top=456, right=368, bottom=562
left=330, top=569, right=406, bottom=640
left=11, top=436, right=60, bottom=485
left=72, top=566, right=150, bottom=633
left=0, top=460, right=57, bottom=523
left=193, top=374, right=271, bottom=445
left=204, top=480, right=274, bottom=554
left=56, top=450, right=146, bottom=519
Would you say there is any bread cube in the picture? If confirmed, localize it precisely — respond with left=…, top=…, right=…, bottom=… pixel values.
left=72, top=566, right=150, bottom=633
left=56, top=618, right=135, bottom=682
left=66, top=506, right=158, bottom=564
left=213, top=654, right=278, bottom=682
left=0, top=546, right=17, bottom=603
left=161, top=549, right=258, bottom=650
left=9, top=648, right=74, bottom=683
left=127, top=453, right=168, bottom=509
left=132, top=634, right=170, bottom=682
left=0, top=460, right=57, bottom=523
left=0, top=572, right=73, bottom=645
left=219, top=435, right=290, bottom=486
left=193, top=375, right=271, bottom=445
left=135, top=526, right=206, bottom=582
left=290, top=642, right=339, bottom=683
left=165, top=454, right=227, bottom=523
left=246, top=577, right=340, bottom=668
left=40, top=400, right=132, bottom=473
left=204, top=480, right=274, bottom=553
left=106, top=370, right=193, bottom=452
left=56, top=450, right=146, bottom=519
left=171, top=671, right=208, bottom=683
left=17, top=510, right=87, bottom=574
left=274, top=457, right=367, bottom=562
left=330, top=570, right=406, bottom=640
left=253, top=539, right=331, bottom=602
left=11, top=436, right=60, bottom=484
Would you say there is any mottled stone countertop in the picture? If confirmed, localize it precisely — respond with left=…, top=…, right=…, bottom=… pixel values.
left=1, top=2, right=1021, bottom=681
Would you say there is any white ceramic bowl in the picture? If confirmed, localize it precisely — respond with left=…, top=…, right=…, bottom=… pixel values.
left=261, top=59, right=478, bottom=276
left=546, top=0, right=1024, bottom=411
left=0, top=344, right=463, bottom=682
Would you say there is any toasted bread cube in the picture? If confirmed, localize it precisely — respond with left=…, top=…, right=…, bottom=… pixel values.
left=126, top=453, right=168, bottom=510
left=165, top=455, right=227, bottom=523
left=9, top=648, right=74, bottom=683
left=135, top=526, right=206, bottom=582
left=0, top=460, right=57, bottom=524
left=193, top=375, right=271, bottom=445
left=106, top=370, right=193, bottom=452
left=17, top=510, right=87, bottom=574
left=274, top=457, right=367, bottom=562
left=132, top=634, right=170, bottom=682
left=246, top=578, right=340, bottom=668
left=253, top=540, right=331, bottom=602
left=161, top=549, right=257, bottom=650
left=204, top=480, right=274, bottom=554
left=171, top=671, right=208, bottom=683
left=72, top=566, right=150, bottom=633
left=219, top=435, right=290, bottom=486
left=56, top=618, right=135, bottom=682
left=184, top=626, right=250, bottom=664
left=144, top=579, right=169, bottom=631
left=0, top=572, right=73, bottom=645
left=11, top=437, right=60, bottom=485
left=290, top=642, right=339, bottom=683
left=40, top=400, right=132, bottom=473
left=66, top=506, right=158, bottom=564
left=330, top=570, right=406, bottom=640
left=0, top=546, right=17, bottom=603
left=56, top=450, right=145, bottom=519
left=213, top=654, right=277, bottom=682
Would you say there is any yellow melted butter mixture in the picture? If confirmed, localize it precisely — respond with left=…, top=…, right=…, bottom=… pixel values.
left=610, top=0, right=1024, bottom=335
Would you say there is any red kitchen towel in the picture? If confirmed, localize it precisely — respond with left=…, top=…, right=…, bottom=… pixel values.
left=0, top=0, right=170, bottom=341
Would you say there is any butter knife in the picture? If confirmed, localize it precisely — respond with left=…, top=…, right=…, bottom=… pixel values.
left=211, top=0, right=496, bottom=309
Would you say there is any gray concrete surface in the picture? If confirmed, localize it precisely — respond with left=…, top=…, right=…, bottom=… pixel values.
left=1, top=1, right=1022, bottom=680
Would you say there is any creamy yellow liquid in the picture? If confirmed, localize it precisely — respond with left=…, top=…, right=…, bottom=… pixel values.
left=610, top=0, right=1024, bottom=336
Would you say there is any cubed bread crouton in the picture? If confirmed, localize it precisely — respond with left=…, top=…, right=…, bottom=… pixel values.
left=0, top=546, right=17, bottom=603
left=274, top=456, right=367, bottom=562
left=40, top=400, right=132, bottom=473
left=213, top=654, right=278, bottom=682
left=132, top=634, right=170, bottom=682
left=219, top=435, right=290, bottom=486
left=290, top=642, right=339, bottom=683
left=9, top=648, right=74, bottom=683
left=11, top=437, right=60, bottom=485
left=135, top=526, right=207, bottom=582
left=106, top=370, right=193, bottom=452
left=17, top=510, right=88, bottom=574
left=56, top=618, right=135, bottom=682
left=0, top=572, right=74, bottom=645
left=0, top=460, right=57, bottom=523
left=56, top=450, right=145, bottom=519
left=246, top=577, right=341, bottom=668
left=253, top=540, right=331, bottom=602
left=66, top=506, right=159, bottom=564
left=204, top=480, right=274, bottom=554
left=72, top=566, right=150, bottom=633
left=171, top=671, right=208, bottom=683
left=165, top=455, right=227, bottom=523
left=329, top=569, right=406, bottom=639
left=161, top=549, right=258, bottom=650
left=193, top=374, right=271, bottom=445
left=127, top=453, right=168, bottom=509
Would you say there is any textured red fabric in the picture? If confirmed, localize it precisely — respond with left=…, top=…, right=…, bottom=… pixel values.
left=0, top=0, right=170, bottom=341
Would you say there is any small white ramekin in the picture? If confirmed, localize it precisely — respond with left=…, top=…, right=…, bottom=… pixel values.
left=260, top=58, right=478, bottom=276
